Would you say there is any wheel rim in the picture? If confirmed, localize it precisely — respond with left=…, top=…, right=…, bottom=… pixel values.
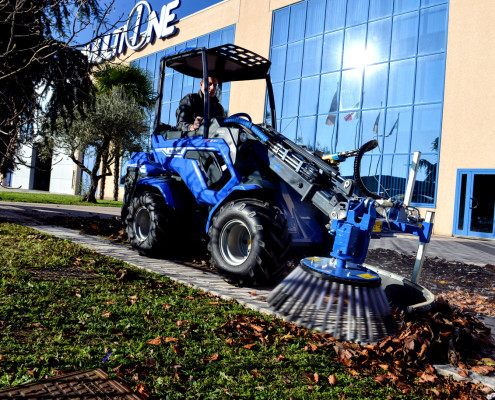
left=134, top=206, right=151, bottom=241
left=219, top=219, right=251, bottom=266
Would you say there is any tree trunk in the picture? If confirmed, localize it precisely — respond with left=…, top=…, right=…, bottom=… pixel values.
left=113, top=145, right=121, bottom=201
left=99, top=149, right=109, bottom=200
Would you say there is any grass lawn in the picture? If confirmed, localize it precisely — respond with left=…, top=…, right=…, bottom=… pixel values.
left=0, top=191, right=121, bottom=207
left=0, top=222, right=438, bottom=399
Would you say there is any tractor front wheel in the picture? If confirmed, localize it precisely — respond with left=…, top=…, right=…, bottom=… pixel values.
left=126, top=191, right=175, bottom=257
left=208, top=199, right=290, bottom=283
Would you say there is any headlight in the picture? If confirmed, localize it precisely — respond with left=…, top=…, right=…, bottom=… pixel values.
left=239, top=132, right=248, bottom=142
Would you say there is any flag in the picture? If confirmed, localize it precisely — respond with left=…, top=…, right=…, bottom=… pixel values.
left=326, top=89, right=338, bottom=126
left=385, top=115, right=399, bottom=137
left=372, top=110, right=381, bottom=135
left=344, top=101, right=360, bottom=121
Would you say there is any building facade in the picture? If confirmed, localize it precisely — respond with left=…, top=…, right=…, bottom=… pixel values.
left=12, top=0, right=495, bottom=240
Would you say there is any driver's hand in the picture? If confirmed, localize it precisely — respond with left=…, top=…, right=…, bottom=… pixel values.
left=190, top=116, right=203, bottom=131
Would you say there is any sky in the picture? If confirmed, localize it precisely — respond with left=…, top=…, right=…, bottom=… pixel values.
left=72, top=0, right=224, bottom=47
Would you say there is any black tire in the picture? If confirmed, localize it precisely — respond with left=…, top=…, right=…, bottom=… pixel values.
left=126, top=191, right=175, bottom=257
left=208, top=199, right=291, bottom=283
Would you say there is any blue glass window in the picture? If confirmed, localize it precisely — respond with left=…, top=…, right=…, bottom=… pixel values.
left=325, top=0, right=346, bottom=32
left=363, top=63, right=388, bottom=109
left=418, top=4, right=448, bottom=54
left=340, top=68, right=362, bottom=110
left=269, top=1, right=448, bottom=206
left=369, top=0, right=393, bottom=20
left=270, top=46, right=287, bottom=83
left=289, top=2, right=307, bottom=42
left=383, top=107, right=412, bottom=153
left=391, top=12, right=419, bottom=60
left=411, top=104, right=442, bottom=154
left=302, top=36, right=323, bottom=76
left=367, top=19, right=392, bottom=64
left=285, top=41, right=304, bottom=80
left=282, top=80, right=301, bottom=118
left=306, top=0, right=326, bottom=37
left=346, top=0, right=369, bottom=27
left=300, top=75, right=320, bottom=115
left=415, top=54, right=445, bottom=103
left=272, top=7, right=290, bottom=46
left=394, top=0, right=419, bottom=15
left=321, top=31, right=343, bottom=73
left=388, top=59, right=415, bottom=106
left=343, top=24, right=366, bottom=69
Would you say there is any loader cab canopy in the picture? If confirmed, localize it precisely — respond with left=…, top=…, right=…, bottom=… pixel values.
left=154, top=43, right=278, bottom=136
left=163, top=44, right=271, bottom=82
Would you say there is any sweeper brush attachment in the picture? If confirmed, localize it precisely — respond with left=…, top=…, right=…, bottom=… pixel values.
left=268, top=257, right=397, bottom=343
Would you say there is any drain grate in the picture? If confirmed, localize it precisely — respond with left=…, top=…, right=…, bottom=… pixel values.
left=27, top=267, right=100, bottom=281
left=0, top=368, right=144, bottom=399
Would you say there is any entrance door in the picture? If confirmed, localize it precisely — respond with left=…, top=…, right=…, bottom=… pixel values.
left=453, top=170, right=495, bottom=238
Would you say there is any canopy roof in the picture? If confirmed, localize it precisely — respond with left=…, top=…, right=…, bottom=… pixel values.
left=163, top=44, right=271, bottom=82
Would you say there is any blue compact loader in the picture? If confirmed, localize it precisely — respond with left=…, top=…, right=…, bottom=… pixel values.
left=121, top=44, right=435, bottom=341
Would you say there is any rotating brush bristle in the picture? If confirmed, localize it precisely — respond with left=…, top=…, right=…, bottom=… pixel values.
left=267, top=258, right=397, bottom=343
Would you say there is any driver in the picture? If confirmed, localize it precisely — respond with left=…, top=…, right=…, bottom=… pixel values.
left=176, top=77, right=226, bottom=132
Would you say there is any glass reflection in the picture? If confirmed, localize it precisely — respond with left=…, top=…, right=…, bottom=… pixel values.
left=419, top=5, right=448, bottom=54
left=414, top=153, right=437, bottom=204
left=360, top=109, right=385, bottom=150
left=319, top=72, right=340, bottom=115
left=270, top=46, right=287, bottom=83
left=380, top=154, right=409, bottom=198
left=340, top=68, right=362, bottom=110
left=316, top=114, right=338, bottom=153
left=346, top=0, right=369, bottom=27
left=394, top=0, right=419, bottom=15
left=388, top=59, right=415, bottom=106
left=300, top=76, right=320, bottom=116
left=391, top=12, right=419, bottom=60
left=297, top=116, right=317, bottom=150
left=369, top=0, right=393, bottom=20
left=325, top=0, right=346, bottom=32
left=343, top=24, right=366, bottom=68
left=415, top=54, right=445, bottom=103
left=411, top=104, right=442, bottom=154
left=272, top=8, right=289, bottom=47
left=289, top=2, right=307, bottom=42
left=282, top=80, right=301, bottom=118
left=306, top=0, right=326, bottom=37
left=285, top=41, right=304, bottom=80
left=303, top=36, right=323, bottom=76
left=336, top=113, right=361, bottom=152
left=367, top=19, right=392, bottom=64
left=322, top=31, right=343, bottom=73
left=383, top=107, right=412, bottom=154
left=363, top=63, right=388, bottom=109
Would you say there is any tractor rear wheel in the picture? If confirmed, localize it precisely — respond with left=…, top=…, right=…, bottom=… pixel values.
left=126, top=191, right=175, bottom=257
left=208, top=199, right=290, bottom=283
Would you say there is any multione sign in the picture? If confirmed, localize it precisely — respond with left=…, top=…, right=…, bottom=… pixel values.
left=85, top=0, right=180, bottom=63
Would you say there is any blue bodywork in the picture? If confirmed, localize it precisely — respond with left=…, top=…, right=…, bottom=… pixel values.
left=127, top=131, right=325, bottom=245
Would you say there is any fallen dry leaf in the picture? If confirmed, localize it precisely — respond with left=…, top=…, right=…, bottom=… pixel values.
left=328, top=374, right=338, bottom=386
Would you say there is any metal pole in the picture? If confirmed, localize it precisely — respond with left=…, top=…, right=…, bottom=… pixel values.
left=411, top=211, right=435, bottom=283
left=201, top=48, right=210, bottom=139
left=404, top=151, right=421, bottom=207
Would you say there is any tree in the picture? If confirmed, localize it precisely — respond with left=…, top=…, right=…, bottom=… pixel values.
left=42, top=87, right=148, bottom=202
left=0, top=0, right=106, bottom=182
left=92, top=64, right=155, bottom=200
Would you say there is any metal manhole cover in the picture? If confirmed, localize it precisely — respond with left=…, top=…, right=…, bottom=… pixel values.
left=0, top=368, right=144, bottom=399
left=27, top=267, right=100, bottom=281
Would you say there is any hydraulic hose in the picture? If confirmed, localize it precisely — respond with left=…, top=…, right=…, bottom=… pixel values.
left=353, top=139, right=382, bottom=200
left=222, top=116, right=270, bottom=142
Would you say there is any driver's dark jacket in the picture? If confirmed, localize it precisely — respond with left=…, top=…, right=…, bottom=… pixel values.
left=176, top=90, right=226, bottom=132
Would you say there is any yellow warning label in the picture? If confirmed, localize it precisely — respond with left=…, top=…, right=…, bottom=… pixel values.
left=307, top=257, right=323, bottom=262
left=357, top=273, right=378, bottom=280
left=372, top=220, right=383, bottom=233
